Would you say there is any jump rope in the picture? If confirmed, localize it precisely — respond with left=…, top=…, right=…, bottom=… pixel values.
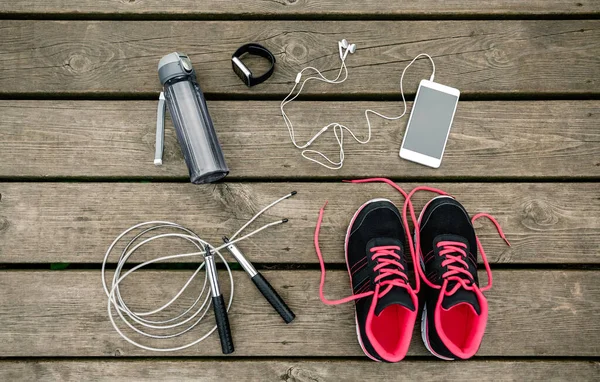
left=281, top=40, right=435, bottom=169
left=102, top=191, right=296, bottom=354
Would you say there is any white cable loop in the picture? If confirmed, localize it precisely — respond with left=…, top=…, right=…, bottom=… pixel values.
left=102, top=192, right=294, bottom=352
left=281, top=50, right=435, bottom=170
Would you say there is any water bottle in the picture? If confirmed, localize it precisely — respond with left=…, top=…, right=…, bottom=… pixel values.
left=155, top=52, right=229, bottom=184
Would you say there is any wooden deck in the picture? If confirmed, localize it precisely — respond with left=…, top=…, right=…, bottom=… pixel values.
left=0, top=1, right=599, bottom=381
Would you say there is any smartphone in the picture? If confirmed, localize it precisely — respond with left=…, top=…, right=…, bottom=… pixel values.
left=400, top=80, right=460, bottom=168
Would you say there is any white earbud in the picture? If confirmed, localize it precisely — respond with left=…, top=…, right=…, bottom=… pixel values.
left=341, top=43, right=357, bottom=62
left=338, top=39, right=349, bottom=60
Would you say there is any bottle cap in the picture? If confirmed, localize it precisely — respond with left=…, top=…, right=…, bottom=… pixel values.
left=158, top=52, right=195, bottom=85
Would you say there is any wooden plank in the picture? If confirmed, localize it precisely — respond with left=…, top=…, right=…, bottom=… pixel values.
left=0, top=182, right=598, bottom=264
left=1, top=101, right=598, bottom=179
left=1, top=1, right=598, bottom=17
left=2, top=360, right=598, bottom=382
left=0, top=20, right=597, bottom=96
left=0, top=270, right=597, bottom=356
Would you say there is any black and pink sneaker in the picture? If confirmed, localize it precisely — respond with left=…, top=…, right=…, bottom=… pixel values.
left=416, top=196, right=494, bottom=360
left=314, top=199, right=418, bottom=362
left=315, top=179, right=510, bottom=362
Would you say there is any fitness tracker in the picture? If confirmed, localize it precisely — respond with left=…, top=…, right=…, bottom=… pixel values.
left=231, top=44, right=276, bottom=87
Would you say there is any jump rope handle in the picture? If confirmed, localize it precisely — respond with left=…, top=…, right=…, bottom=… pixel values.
left=251, top=272, right=296, bottom=324
left=204, top=245, right=235, bottom=354
left=223, top=237, right=296, bottom=324
left=212, top=294, right=234, bottom=354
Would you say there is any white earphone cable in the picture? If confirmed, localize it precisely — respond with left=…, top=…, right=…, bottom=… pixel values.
left=102, top=192, right=293, bottom=352
left=281, top=48, right=435, bottom=170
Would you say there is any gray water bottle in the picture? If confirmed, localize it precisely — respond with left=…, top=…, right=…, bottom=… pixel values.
left=155, top=52, right=229, bottom=184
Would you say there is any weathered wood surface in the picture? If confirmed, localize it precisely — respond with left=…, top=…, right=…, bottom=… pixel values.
left=1, top=360, right=598, bottom=382
left=1, top=101, right=598, bottom=180
left=0, top=182, right=597, bottom=264
left=0, top=0, right=597, bottom=378
left=0, top=270, right=597, bottom=356
left=0, top=21, right=598, bottom=96
left=1, top=1, right=598, bottom=17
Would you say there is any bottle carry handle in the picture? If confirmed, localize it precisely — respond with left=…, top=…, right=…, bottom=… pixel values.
left=154, top=91, right=166, bottom=166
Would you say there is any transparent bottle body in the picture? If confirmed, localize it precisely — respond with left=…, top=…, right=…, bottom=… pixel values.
left=164, top=75, right=229, bottom=184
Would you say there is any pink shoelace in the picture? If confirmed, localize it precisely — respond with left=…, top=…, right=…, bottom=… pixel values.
left=314, top=178, right=511, bottom=304
left=315, top=204, right=412, bottom=306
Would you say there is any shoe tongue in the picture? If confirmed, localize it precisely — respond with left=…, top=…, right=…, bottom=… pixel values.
left=441, top=281, right=481, bottom=314
left=375, top=285, right=416, bottom=315
left=366, top=237, right=415, bottom=315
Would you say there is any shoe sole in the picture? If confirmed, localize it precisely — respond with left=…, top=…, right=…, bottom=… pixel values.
left=416, top=195, right=456, bottom=361
left=344, top=197, right=394, bottom=362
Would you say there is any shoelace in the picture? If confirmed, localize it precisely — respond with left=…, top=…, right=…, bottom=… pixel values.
left=314, top=179, right=510, bottom=304
left=371, top=245, right=408, bottom=285
left=315, top=203, right=411, bottom=306
left=437, top=241, right=472, bottom=280
left=433, top=212, right=510, bottom=297
left=349, top=179, right=511, bottom=295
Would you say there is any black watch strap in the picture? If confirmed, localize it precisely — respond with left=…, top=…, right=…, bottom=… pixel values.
left=232, top=43, right=276, bottom=87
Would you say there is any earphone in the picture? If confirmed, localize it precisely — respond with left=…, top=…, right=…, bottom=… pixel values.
left=281, top=40, right=436, bottom=170
left=338, top=39, right=356, bottom=61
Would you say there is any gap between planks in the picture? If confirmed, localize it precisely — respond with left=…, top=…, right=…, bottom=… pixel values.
left=0, top=0, right=598, bottom=18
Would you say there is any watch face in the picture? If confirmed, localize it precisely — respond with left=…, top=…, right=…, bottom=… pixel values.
left=233, top=62, right=246, bottom=81
left=232, top=58, right=252, bottom=86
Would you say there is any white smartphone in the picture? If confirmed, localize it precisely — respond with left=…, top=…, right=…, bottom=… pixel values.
left=400, top=80, right=460, bottom=168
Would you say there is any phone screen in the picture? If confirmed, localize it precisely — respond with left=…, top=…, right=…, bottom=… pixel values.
left=402, top=85, right=459, bottom=159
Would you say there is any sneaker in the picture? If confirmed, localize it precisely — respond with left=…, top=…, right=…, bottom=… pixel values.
left=314, top=198, right=418, bottom=362
left=346, top=198, right=419, bottom=362
left=416, top=196, right=488, bottom=360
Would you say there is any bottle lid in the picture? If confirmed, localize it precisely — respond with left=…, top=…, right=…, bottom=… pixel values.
left=158, top=52, right=194, bottom=85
